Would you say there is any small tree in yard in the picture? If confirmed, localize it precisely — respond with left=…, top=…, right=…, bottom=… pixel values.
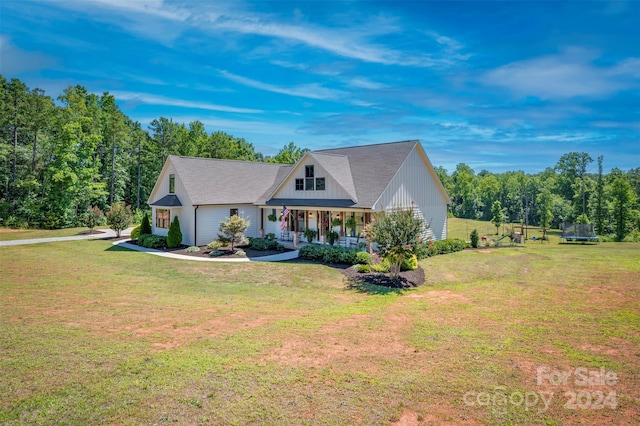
left=369, top=207, right=424, bottom=279
left=140, top=211, right=152, bottom=235
left=218, top=214, right=250, bottom=251
left=105, top=202, right=133, bottom=238
left=83, top=206, right=103, bottom=233
left=491, top=200, right=506, bottom=235
left=470, top=229, right=479, bottom=248
left=167, top=216, right=183, bottom=248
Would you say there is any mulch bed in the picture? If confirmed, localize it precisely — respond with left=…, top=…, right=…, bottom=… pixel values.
left=126, top=241, right=293, bottom=259
left=340, top=265, right=425, bottom=288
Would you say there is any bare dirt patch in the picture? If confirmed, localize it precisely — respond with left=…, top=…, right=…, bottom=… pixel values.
left=263, top=311, right=416, bottom=370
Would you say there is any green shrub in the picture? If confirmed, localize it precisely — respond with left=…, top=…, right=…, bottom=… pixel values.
left=371, top=259, right=390, bottom=273
left=400, top=254, right=418, bottom=271
left=433, top=238, right=466, bottom=254
left=470, top=229, right=479, bottom=248
left=138, top=234, right=167, bottom=249
left=298, top=245, right=359, bottom=265
left=299, top=244, right=324, bottom=261
left=265, top=233, right=276, bottom=240
left=355, top=264, right=371, bottom=273
left=130, top=225, right=141, bottom=240
left=235, top=250, right=246, bottom=257
left=207, top=240, right=224, bottom=250
left=167, top=216, right=182, bottom=248
left=140, top=212, right=152, bottom=235
left=249, top=237, right=281, bottom=251
left=185, top=246, right=200, bottom=252
left=355, top=251, right=372, bottom=265
left=209, top=250, right=224, bottom=257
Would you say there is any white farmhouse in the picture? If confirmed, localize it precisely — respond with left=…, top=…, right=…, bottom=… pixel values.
left=147, top=140, right=450, bottom=246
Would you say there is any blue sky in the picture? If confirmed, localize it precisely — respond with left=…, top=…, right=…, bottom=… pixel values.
left=1, top=0, right=638, bottom=173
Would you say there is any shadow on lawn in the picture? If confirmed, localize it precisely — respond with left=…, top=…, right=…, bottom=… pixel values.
left=345, top=279, right=407, bottom=295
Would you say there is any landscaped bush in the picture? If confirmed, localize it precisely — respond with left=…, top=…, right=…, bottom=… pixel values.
left=413, top=240, right=430, bottom=259
left=470, top=229, right=479, bottom=248
left=235, top=250, right=246, bottom=257
left=355, top=251, right=372, bottom=265
left=140, top=212, right=152, bottom=235
left=248, top=237, right=283, bottom=251
left=371, top=258, right=390, bottom=273
left=433, top=238, right=466, bottom=254
left=167, top=216, right=182, bottom=248
left=355, top=264, right=371, bottom=273
left=185, top=246, right=200, bottom=252
left=209, top=250, right=224, bottom=257
left=138, top=234, right=167, bottom=249
left=400, top=254, right=418, bottom=271
left=130, top=225, right=141, bottom=240
left=298, top=244, right=359, bottom=265
left=206, top=240, right=224, bottom=250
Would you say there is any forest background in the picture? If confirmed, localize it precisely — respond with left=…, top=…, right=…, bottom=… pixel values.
left=1, top=76, right=638, bottom=241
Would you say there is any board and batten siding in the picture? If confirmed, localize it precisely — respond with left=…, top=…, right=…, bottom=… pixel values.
left=272, top=159, right=353, bottom=200
left=195, top=205, right=261, bottom=246
left=150, top=161, right=193, bottom=243
left=374, top=146, right=449, bottom=240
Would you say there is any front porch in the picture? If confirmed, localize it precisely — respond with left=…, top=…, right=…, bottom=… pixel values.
left=259, top=206, right=373, bottom=249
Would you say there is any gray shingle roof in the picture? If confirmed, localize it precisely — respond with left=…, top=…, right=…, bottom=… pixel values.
left=168, top=156, right=288, bottom=205
left=313, top=140, right=418, bottom=208
left=154, top=140, right=436, bottom=209
left=150, top=194, right=183, bottom=207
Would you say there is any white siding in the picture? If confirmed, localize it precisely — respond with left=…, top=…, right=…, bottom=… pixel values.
left=374, top=147, right=449, bottom=240
left=150, top=160, right=194, bottom=244
left=195, top=205, right=261, bottom=246
left=272, top=159, right=352, bottom=200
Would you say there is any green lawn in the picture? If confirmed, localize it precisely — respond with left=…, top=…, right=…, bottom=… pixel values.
left=0, top=226, right=109, bottom=241
left=448, top=217, right=562, bottom=242
left=1, top=239, right=638, bottom=424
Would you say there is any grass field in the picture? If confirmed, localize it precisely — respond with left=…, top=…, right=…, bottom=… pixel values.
left=0, top=226, right=110, bottom=242
left=447, top=217, right=562, bottom=242
left=1, top=235, right=639, bottom=424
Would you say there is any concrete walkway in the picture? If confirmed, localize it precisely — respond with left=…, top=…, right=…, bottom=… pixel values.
left=112, top=240, right=299, bottom=262
left=1, top=229, right=299, bottom=262
left=0, top=228, right=131, bottom=247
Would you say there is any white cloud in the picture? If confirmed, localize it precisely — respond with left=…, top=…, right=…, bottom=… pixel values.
left=481, top=48, right=639, bottom=99
left=111, top=91, right=262, bottom=113
left=217, top=69, right=347, bottom=101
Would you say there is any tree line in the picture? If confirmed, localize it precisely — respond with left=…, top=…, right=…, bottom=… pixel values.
left=1, top=76, right=638, bottom=241
left=436, top=154, right=639, bottom=241
left=0, top=76, right=307, bottom=229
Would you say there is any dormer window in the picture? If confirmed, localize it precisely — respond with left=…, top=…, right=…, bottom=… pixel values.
left=305, top=165, right=314, bottom=178
left=169, top=174, right=175, bottom=193
left=305, top=165, right=314, bottom=190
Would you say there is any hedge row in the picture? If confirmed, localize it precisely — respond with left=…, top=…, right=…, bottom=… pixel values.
left=298, top=245, right=365, bottom=265
left=414, top=238, right=466, bottom=259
